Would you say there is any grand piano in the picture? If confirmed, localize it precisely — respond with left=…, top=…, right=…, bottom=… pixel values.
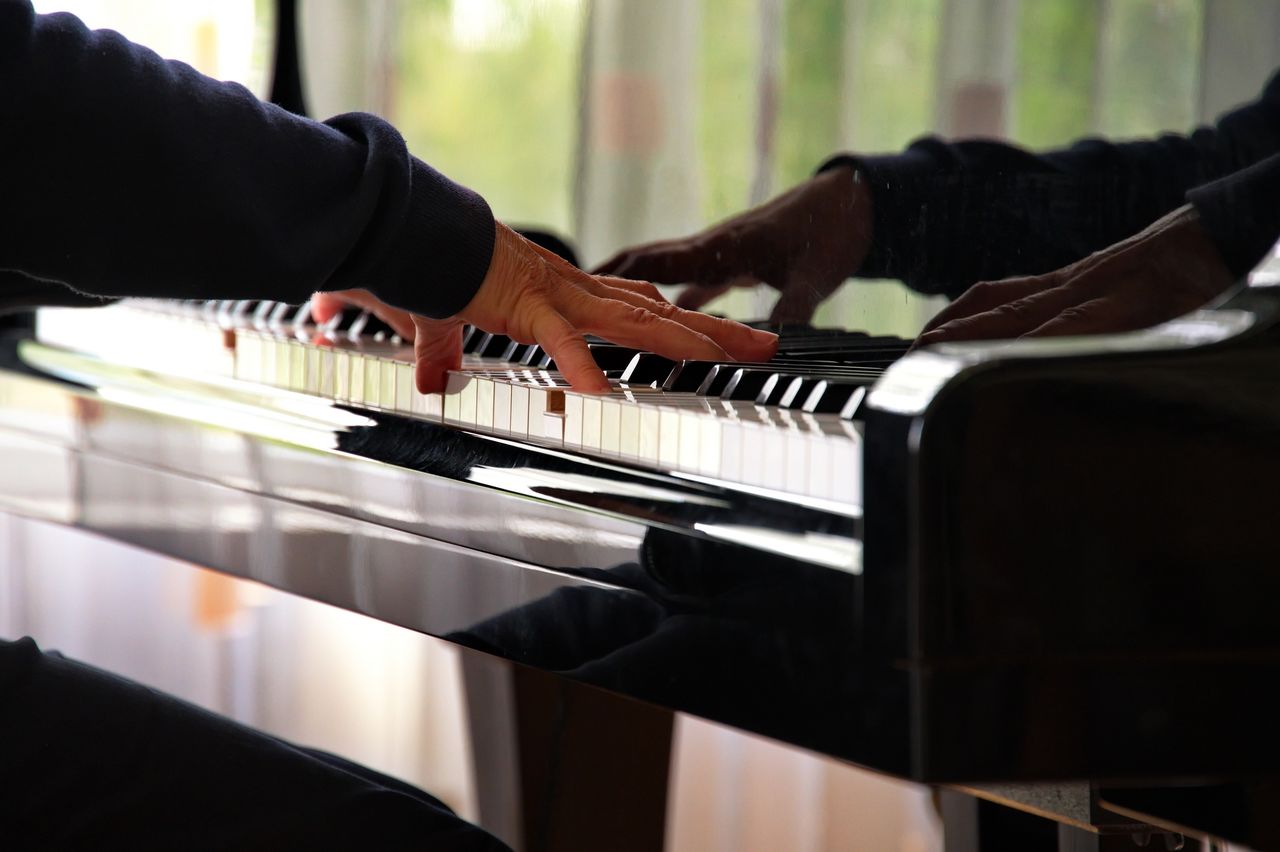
left=2, top=238, right=1280, bottom=849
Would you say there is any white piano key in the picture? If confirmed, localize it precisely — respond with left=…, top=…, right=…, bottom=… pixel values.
left=234, top=333, right=256, bottom=381
left=288, top=341, right=305, bottom=392
left=492, top=379, right=512, bottom=433
left=637, top=406, right=660, bottom=463
left=677, top=410, right=700, bottom=472
left=696, top=414, right=721, bottom=477
left=600, top=398, right=622, bottom=456
left=542, top=412, right=564, bottom=442
left=784, top=425, right=808, bottom=494
left=807, top=433, right=833, bottom=500
left=260, top=333, right=277, bottom=384
left=830, top=437, right=861, bottom=504
left=395, top=362, right=413, bottom=413
left=508, top=382, right=530, bottom=437
left=349, top=352, right=365, bottom=402
left=274, top=338, right=290, bottom=388
left=581, top=396, right=603, bottom=451
left=475, top=376, right=495, bottom=428
left=305, top=346, right=321, bottom=394
left=335, top=351, right=351, bottom=401
left=720, top=418, right=743, bottom=482
left=443, top=373, right=468, bottom=423
left=362, top=355, right=381, bottom=408
left=619, top=399, right=641, bottom=459
left=739, top=421, right=767, bottom=487
left=563, top=393, right=584, bottom=446
left=658, top=407, right=680, bottom=468
left=319, top=348, right=336, bottom=397
left=380, top=359, right=398, bottom=410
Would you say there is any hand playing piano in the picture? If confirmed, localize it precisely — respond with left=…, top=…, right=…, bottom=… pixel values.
left=312, top=223, right=779, bottom=394
left=914, top=204, right=1238, bottom=347
left=592, top=165, right=872, bottom=323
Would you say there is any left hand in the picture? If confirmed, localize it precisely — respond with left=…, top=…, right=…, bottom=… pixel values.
left=915, top=205, right=1237, bottom=347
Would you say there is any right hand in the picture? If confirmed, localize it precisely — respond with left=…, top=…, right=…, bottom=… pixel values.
left=314, top=223, right=779, bottom=394
left=593, top=165, right=873, bottom=323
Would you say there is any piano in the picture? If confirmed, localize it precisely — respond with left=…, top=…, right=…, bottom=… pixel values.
left=5, top=250, right=1280, bottom=849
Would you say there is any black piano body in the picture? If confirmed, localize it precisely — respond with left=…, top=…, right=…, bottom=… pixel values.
left=2, top=281, right=1280, bottom=790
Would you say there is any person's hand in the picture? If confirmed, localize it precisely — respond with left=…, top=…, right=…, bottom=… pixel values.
left=313, top=223, right=778, bottom=394
left=593, top=165, right=872, bottom=323
left=914, top=205, right=1237, bottom=348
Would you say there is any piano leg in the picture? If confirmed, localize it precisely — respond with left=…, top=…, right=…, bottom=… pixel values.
left=462, top=650, right=674, bottom=852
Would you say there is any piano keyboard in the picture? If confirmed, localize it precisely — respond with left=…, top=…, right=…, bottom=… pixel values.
left=35, top=299, right=912, bottom=505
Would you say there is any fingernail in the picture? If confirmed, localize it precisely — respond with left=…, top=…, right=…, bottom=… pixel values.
left=749, top=328, right=778, bottom=343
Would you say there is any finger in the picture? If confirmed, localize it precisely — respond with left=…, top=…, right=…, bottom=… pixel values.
left=1024, top=295, right=1132, bottom=338
left=769, top=281, right=828, bottom=324
left=316, top=288, right=418, bottom=341
left=915, top=282, right=1089, bottom=347
left=523, top=303, right=611, bottom=393
left=675, top=282, right=733, bottom=311
left=595, top=241, right=728, bottom=285
left=556, top=292, right=734, bottom=365
left=596, top=275, right=669, bottom=304
left=310, top=291, right=347, bottom=324
left=589, top=280, right=778, bottom=361
left=413, top=318, right=464, bottom=394
left=919, top=276, right=1051, bottom=336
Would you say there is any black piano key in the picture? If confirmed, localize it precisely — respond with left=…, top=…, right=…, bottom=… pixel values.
left=801, top=379, right=873, bottom=416
left=519, top=345, right=546, bottom=367
left=475, top=333, right=515, bottom=358
left=349, top=311, right=399, bottom=340
left=587, top=345, right=644, bottom=372
left=694, top=363, right=740, bottom=396
left=500, top=339, right=524, bottom=361
left=329, top=309, right=365, bottom=331
left=621, top=353, right=677, bottom=385
left=776, top=376, right=823, bottom=409
left=720, top=368, right=777, bottom=401
left=461, top=326, right=486, bottom=354
left=840, top=387, right=869, bottom=420
left=755, top=373, right=797, bottom=407
left=664, top=360, right=722, bottom=393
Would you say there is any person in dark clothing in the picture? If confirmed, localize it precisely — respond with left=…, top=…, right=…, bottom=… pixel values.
left=0, top=2, right=781, bottom=849
left=0, top=2, right=777, bottom=392
left=596, top=71, right=1280, bottom=342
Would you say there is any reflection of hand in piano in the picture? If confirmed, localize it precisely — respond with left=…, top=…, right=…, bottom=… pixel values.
left=915, top=204, right=1236, bottom=346
left=313, top=223, right=779, bottom=395
left=593, top=165, right=872, bottom=323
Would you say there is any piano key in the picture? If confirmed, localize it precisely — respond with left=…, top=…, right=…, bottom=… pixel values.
left=600, top=397, right=622, bottom=455
left=621, top=353, right=677, bottom=385
left=581, top=396, right=604, bottom=451
left=395, top=362, right=413, bottom=414
left=564, top=393, right=584, bottom=446
left=720, top=368, right=777, bottom=401
left=475, top=333, right=515, bottom=359
left=492, top=379, right=512, bottom=432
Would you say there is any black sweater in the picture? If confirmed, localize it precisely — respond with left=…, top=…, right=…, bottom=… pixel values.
left=827, top=71, right=1280, bottom=298
left=0, top=1, right=495, bottom=318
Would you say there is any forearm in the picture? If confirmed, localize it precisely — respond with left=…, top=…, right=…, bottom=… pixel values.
left=0, top=3, right=495, bottom=318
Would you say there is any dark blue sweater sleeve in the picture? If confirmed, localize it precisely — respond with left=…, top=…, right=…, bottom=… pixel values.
left=824, top=70, right=1280, bottom=298
left=0, top=2, right=495, bottom=319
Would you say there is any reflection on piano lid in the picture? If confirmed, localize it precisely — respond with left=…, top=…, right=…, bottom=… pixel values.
left=36, top=299, right=913, bottom=506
